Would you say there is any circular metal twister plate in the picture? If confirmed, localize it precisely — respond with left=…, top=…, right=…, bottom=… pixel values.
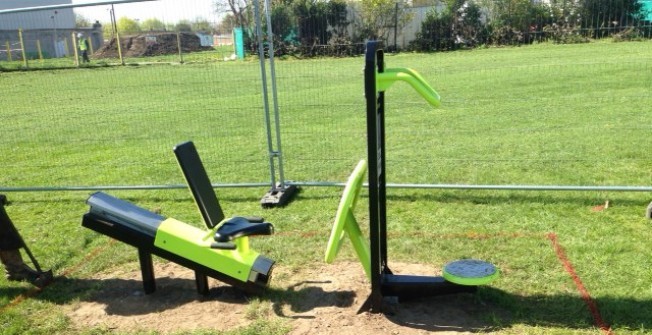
left=443, top=259, right=499, bottom=286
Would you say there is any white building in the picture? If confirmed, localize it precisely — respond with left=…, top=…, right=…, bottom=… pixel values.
left=0, top=0, right=75, bottom=30
left=0, top=0, right=81, bottom=60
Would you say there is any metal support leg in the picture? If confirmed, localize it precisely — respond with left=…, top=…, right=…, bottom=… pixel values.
left=195, top=271, right=209, bottom=295
left=138, top=248, right=156, bottom=294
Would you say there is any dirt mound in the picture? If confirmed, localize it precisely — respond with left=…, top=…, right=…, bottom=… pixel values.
left=94, top=32, right=213, bottom=58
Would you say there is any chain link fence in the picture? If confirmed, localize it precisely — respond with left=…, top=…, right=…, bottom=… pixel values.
left=1, top=0, right=651, bottom=194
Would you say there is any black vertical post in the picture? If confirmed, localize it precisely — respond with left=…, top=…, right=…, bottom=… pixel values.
left=362, top=41, right=478, bottom=313
left=364, top=41, right=389, bottom=312
left=138, top=248, right=156, bottom=294
left=195, top=271, right=209, bottom=295
left=394, top=3, right=399, bottom=51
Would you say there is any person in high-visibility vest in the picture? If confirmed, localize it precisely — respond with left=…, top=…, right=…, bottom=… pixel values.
left=78, top=33, right=90, bottom=63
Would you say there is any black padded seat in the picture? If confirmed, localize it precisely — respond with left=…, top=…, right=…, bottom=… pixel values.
left=214, top=217, right=274, bottom=242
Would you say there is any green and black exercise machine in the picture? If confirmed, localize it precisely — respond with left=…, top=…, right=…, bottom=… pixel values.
left=325, top=41, right=498, bottom=313
left=82, top=141, right=275, bottom=295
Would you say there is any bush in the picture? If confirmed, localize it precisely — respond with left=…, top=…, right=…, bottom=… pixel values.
left=490, top=25, right=525, bottom=45
left=409, top=9, right=456, bottom=51
left=542, top=23, right=590, bottom=43
left=409, top=0, right=488, bottom=52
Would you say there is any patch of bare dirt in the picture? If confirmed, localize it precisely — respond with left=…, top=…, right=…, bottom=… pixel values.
left=64, top=261, right=498, bottom=334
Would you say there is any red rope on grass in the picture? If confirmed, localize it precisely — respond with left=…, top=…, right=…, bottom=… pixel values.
left=547, top=232, right=614, bottom=335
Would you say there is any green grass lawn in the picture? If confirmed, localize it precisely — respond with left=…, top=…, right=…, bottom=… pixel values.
left=1, top=40, right=651, bottom=334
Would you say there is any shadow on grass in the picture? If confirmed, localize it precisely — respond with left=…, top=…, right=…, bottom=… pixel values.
left=33, top=276, right=245, bottom=315
left=17, top=274, right=650, bottom=332
left=384, top=287, right=652, bottom=333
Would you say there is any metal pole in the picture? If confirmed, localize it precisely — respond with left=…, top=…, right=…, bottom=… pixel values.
left=2, top=182, right=652, bottom=193
left=5, top=41, right=12, bottom=62
left=18, top=29, right=28, bottom=68
left=36, top=39, right=43, bottom=62
left=176, top=31, right=184, bottom=63
left=110, top=5, right=118, bottom=36
left=51, top=11, right=58, bottom=57
left=72, top=31, right=79, bottom=66
left=253, top=0, right=277, bottom=189
left=264, top=0, right=288, bottom=188
left=379, top=183, right=652, bottom=192
left=394, top=2, right=399, bottom=51
left=0, top=183, right=271, bottom=193
left=255, top=0, right=298, bottom=206
left=113, top=5, right=124, bottom=66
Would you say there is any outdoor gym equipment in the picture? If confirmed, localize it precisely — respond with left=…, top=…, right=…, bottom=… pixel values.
left=325, top=41, right=498, bottom=313
left=1, top=194, right=54, bottom=288
left=82, top=141, right=275, bottom=295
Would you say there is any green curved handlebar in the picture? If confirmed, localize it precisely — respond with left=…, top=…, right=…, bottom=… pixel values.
left=377, top=68, right=441, bottom=107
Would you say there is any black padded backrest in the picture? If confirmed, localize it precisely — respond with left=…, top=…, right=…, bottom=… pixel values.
left=173, top=141, right=225, bottom=229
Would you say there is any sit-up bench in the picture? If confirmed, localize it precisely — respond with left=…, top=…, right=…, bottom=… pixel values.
left=82, top=141, right=275, bottom=295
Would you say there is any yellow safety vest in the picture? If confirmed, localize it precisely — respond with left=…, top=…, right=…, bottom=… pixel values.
left=79, top=37, right=88, bottom=51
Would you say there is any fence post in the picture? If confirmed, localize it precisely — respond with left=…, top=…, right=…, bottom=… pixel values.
left=233, top=28, right=245, bottom=59
left=254, top=0, right=298, bottom=207
left=176, top=31, right=184, bottom=64
left=394, top=2, right=399, bottom=51
left=18, top=29, right=29, bottom=68
left=5, top=41, right=11, bottom=62
left=36, top=39, right=43, bottom=62
left=116, top=31, right=124, bottom=65
left=72, top=32, right=79, bottom=66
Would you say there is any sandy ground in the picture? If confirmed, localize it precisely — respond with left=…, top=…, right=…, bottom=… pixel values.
left=64, top=260, right=498, bottom=334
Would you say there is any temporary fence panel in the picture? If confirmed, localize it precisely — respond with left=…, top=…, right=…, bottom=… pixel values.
left=0, top=1, right=271, bottom=191
left=1, top=0, right=651, bottom=194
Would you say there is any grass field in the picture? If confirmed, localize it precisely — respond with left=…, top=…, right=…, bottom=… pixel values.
left=1, top=40, right=651, bottom=334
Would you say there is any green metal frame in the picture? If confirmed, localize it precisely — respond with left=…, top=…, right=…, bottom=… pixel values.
left=325, top=160, right=371, bottom=279
left=154, top=218, right=260, bottom=283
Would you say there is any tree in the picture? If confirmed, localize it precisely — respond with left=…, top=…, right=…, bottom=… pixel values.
left=293, top=0, right=330, bottom=44
left=117, top=17, right=141, bottom=34
left=191, top=18, right=214, bottom=32
left=216, top=14, right=238, bottom=34
left=175, top=20, right=193, bottom=32
left=270, top=3, right=295, bottom=40
left=75, top=14, right=91, bottom=28
left=141, top=18, right=166, bottom=31
left=101, top=21, right=113, bottom=40
left=477, top=0, right=549, bottom=44
left=409, top=7, right=456, bottom=51
left=214, top=0, right=253, bottom=28
left=350, top=0, right=413, bottom=42
left=291, top=0, right=349, bottom=45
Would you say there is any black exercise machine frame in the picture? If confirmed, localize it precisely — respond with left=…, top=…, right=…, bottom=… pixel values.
left=363, top=41, right=475, bottom=312
left=82, top=141, right=274, bottom=296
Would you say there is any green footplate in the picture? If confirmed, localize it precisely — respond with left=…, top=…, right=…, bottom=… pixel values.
left=443, top=259, right=499, bottom=286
